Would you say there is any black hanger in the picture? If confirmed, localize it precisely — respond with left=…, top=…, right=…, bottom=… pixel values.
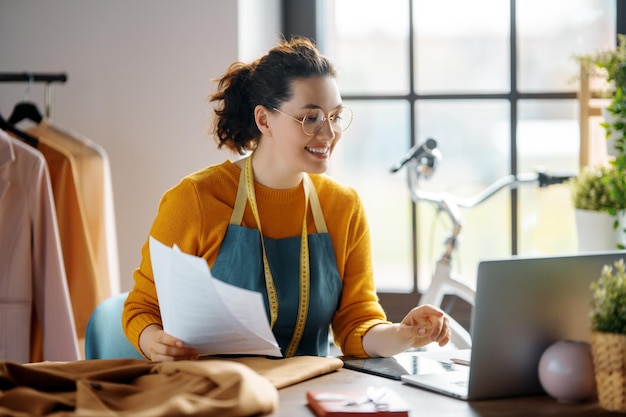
left=0, top=113, right=39, bottom=147
left=8, top=101, right=43, bottom=125
left=7, top=73, right=43, bottom=126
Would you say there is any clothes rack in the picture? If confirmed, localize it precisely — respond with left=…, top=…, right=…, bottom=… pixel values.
left=0, top=72, right=67, bottom=118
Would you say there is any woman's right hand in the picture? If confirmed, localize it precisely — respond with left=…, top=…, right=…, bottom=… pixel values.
left=139, top=324, right=199, bottom=361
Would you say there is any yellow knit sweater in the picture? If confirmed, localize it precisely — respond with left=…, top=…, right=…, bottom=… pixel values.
left=123, top=160, right=389, bottom=358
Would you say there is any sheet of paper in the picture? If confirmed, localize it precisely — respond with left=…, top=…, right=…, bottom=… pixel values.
left=149, top=236, right=282, bottom=357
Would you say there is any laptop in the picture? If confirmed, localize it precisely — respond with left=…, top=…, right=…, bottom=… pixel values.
left=344, top=251, right=626, bottom=400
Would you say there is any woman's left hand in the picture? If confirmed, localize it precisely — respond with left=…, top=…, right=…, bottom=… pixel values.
left=398, top=304, right=451, bottom=348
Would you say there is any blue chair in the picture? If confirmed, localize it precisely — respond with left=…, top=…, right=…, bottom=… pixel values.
left=85, top=291, right=145, bottom=359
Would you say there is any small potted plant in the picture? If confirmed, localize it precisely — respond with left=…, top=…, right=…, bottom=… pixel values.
left=570, top=165, right=624, bottom=251
left=571, top=165, right=621, bottom=212
left=589, top=258, right=626, bottom=412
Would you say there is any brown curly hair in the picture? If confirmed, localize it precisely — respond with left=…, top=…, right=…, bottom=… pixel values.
left=209, top=36, right=337, bottom=155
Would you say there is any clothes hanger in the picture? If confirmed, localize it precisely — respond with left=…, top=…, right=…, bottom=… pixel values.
left=7, top=73, right=43, bottom=126
left=0, top=112, right=39, bottom=148
left=8, top=101, right=43, bottom=125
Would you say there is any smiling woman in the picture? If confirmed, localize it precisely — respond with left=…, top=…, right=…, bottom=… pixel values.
left=122, top=36, right=452, bottom=362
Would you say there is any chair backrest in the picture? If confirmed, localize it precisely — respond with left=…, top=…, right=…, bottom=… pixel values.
left=85, top=291, right=144, bottom=360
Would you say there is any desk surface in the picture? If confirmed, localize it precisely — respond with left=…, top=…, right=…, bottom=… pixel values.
left=268, top=367, right=608, bottom=417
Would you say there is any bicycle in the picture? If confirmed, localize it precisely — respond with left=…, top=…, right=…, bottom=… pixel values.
left=391, top=138, right=573, bottom=349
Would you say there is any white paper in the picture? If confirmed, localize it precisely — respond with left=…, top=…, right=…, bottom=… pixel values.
left=149, top=236, right=282, bottom=357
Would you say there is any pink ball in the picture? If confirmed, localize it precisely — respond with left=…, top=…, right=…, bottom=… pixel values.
left=538, top=340, right=596, bottom=403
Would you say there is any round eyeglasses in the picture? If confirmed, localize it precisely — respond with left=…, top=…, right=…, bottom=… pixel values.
left=272, top=106, right=353, bottom=135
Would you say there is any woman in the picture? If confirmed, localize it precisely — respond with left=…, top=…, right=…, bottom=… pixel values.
left=122, top=36, right=450, bottom=361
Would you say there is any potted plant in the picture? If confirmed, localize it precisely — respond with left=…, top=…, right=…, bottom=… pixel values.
left=574, top=35, right=626, bottom=246
left=589, top=258, right=626, bottom=412
left=570, top=165, right=624, bottom=251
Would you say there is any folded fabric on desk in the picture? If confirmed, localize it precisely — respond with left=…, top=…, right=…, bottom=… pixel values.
left=0, top=358, right=277, bottom=416
left=203, top=355, right=344, bottom=389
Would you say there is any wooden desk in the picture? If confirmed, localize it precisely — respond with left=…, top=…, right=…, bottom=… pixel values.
left=268, top=367, right=608, bottom=416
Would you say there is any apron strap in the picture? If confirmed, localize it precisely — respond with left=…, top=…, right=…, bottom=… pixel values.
left=304, top=174, right=327, bottom=234
left=230, top=165, right=248, bottom=226
left=231, top=162, right=328, bottom=235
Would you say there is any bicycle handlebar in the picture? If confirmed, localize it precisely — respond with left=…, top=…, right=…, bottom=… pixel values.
left=393, top=138, right=574, bottom=209
left=408, top=168, right=573, bottom=209
left=406, top=165, right=573, bottom=261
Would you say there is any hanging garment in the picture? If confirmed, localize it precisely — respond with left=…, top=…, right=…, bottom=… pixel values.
left=0, top=129, right=80, bottom=363
left=27, top=120, right=120, bottom=298
left=211, top=157, right=343, bottom=357
left=34, top=137, right=100, bottom=354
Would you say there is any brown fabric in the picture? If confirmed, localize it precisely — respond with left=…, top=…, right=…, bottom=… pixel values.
left=202, top=355, right=344, bottom=389
left=0, top=359, right=277, bottom=417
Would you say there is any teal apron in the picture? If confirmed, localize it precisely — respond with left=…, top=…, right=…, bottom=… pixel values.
left=211, top=157, right=342, bottom=357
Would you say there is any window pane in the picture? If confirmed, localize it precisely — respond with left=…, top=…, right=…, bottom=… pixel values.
left=327, top=100, right=414, bottom=291
left=517, top=99, right=579, bottom=254
left=517, top=0, right=616, bottom=92
left=322, top=0, right=410, bottom=95
left=316, top=0, right=618, bottom=298
left=413, top=0, right=510, bottom=94
left=414, top=100, right=511, bottom=291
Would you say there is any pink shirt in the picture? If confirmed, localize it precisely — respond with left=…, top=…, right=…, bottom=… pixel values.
left=0, top=129, right=80, bottom=362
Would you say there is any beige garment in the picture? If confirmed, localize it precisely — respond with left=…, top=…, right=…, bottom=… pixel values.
left=0, top=130, right=80, bottom=363
left=0, top=358, right=278, bottom=417
left=36, top=138, right=100, bottom=350
left=0, top=356, right=341, bottom=416
left=27, top=120, right=120, bottom=297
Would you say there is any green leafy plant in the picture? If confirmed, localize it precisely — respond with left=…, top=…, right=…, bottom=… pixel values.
left=598, top=35, right=626, bottom=211
left=591, top=258, right=626, bottom=334
left=575, top=35, right=626, bottom=158
left=570, top=165, right=621, bottom=212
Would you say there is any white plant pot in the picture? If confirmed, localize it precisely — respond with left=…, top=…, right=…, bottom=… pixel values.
left=575, top=209, right=618, bottom=252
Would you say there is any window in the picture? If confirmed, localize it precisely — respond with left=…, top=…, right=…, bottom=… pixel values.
left=285, top=0, right=618, bottom=321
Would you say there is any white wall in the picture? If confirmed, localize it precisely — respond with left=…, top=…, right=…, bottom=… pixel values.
left=0, top=0, right=281, bottom=291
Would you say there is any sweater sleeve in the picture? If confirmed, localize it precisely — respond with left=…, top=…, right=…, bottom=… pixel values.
left=122, top=177, right=206, bottom=355
left=325, top=186, right=390, bottom=358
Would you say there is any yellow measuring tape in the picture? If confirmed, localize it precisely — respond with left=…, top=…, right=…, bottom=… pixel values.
left=243, top=156, right=310, bottom=357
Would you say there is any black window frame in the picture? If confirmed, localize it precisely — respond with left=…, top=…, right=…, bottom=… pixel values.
left=282, top=0, right=625, bottom=322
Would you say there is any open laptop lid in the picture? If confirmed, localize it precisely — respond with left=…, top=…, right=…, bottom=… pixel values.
left=466, top=250, right=626, bottom=400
